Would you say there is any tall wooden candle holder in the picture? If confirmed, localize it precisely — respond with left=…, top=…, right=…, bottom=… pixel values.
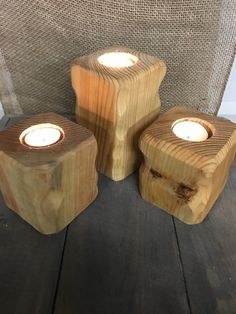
left=0, top=113, right=98, bottom=234
left=71, top=47, right=166, bottom=181
left=139, top=106, right=236, bottom=224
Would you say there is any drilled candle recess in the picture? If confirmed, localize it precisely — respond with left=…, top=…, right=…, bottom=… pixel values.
left=71, top=47, right=166, bottom=181
left=172, top=119, right=209, bottom=142
left=20, top=123, right=64, bottom=147
left=97, top=52, right=138, bottom=68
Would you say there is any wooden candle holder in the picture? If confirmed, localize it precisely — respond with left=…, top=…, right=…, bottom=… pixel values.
left=139, top=106, right=236, bottom=224
left=0, top=113, right=98, bottom=234
left=71, top=47, right=166, bottom=181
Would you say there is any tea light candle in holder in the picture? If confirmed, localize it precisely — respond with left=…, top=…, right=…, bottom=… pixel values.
left=71, top=47, right=166, bottom=181
left=21, top=123, right=63, bottom=147
left=0, top=113, right=98, bottom=234
left=172, top=120, right=209, bottom=142
left=139, top=106, right=236, bottom=224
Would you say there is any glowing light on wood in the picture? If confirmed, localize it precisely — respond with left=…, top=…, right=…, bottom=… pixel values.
left=97, top=52, right=138, bottom=68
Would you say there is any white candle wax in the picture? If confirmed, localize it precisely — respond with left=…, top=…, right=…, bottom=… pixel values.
left=172, top=120, right=209, bottom=142
left=20, top=124, right=63, bottom=147
left=98, top=52, right=138, bottom=68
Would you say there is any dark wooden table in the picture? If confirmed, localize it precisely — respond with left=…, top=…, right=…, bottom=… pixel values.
left=0, top=116, right=235, bottom=314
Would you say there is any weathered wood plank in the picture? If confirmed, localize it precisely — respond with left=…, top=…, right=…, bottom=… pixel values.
left=175, top=158, right=236, bottom=314
left=54, top=174, right=190, bottom=314
left=0, top=117, right=66, bottom=314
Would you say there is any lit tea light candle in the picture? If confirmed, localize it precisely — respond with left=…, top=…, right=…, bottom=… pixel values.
left=20, top=123, right=63, bottom=147
left=98, top=52, right=138, bottom=68
left=172, top=120, right=209, bottom=142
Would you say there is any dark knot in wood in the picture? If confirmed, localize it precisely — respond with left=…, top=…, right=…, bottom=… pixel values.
left=150, top=169, right=162, bottom=178
left=176, top=183, right=197, bottom=202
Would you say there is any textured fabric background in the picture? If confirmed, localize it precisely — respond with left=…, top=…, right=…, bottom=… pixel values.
left=0, top=0, right=235, bottom=115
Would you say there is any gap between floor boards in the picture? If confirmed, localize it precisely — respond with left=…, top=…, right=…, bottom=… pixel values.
left=172, top=216, right=193, bottom=314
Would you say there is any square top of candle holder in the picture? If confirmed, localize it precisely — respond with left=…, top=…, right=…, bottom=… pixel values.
left=0, top=112, right=94, bottom=166
left=140, top=106, right=236, bottom=178
left=72, top=46, right=165, bottom=81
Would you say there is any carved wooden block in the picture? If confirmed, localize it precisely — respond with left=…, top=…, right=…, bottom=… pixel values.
left=0, top=113, right=98, bottom=234
left=139, top=106, right=236, bottom=224
left=71, top=47, right=166, bottom=181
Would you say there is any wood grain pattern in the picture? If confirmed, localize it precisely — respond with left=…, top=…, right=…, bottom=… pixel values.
left=0, top=117, right=67, bottom=314
left=0, top=112, right=98, bottom=234
left=1, top=117, right=236, bottom=314
left=71, top=47, right=166, bottom=181
left=139, top=106, right=236, bottom=224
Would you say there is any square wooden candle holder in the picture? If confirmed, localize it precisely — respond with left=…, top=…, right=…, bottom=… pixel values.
left=71, top=47, right=166, bottom=181
left=139, top=106, right=236, bottom=224
left=0, top=113, right=98, bottom=234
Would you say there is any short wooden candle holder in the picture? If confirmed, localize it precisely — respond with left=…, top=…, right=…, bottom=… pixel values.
left=139, top=106, right=236, bottom=224
left=0, top=113, right=98, bottom=234
left=71, top=47, right=166, bottom=181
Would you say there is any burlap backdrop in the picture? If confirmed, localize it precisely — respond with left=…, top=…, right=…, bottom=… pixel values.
left=0, top=0, right=235, bottom=116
